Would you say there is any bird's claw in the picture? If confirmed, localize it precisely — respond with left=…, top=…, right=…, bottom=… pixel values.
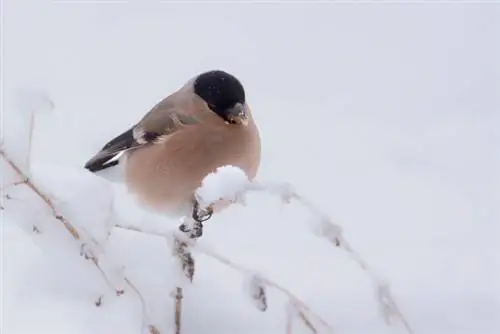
left=192, top=203, right=213, bottom=223
left=179, top=220, right=203, bottom=238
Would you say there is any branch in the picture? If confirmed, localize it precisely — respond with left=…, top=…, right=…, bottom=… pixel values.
left=116, top=225, right=335, bottom=334
left=174, top=287, right=183, bottom=334
left=294, top=195, right=414, bottom=334
left=193, top=167, right=414, bottom=334
left=0, top=149, right=160, bottom=334
left=1, top=150, right=80, bottom=238
left=117, top=165, right=414, bottom=334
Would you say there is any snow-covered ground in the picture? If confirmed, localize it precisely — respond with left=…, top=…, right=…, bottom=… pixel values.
left=2, top=1, right=499, bottom=334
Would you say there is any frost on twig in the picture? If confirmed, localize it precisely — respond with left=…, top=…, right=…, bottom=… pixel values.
left=172, top=231, right=196, bottom=282
left=0, top=153, right=132, bottom=292
left=4, top=87, right=411, bottom=334
left=173, top=287, right=183, bottom=334
left=286, top=300, right=319, bottom=334
left=170, top=201, right=213, bottom=334
left=1, top=95, right=160, bottom=334
left=192, top=165, right=414, bottom=334
left=187, top=236, right=334, bottom=333
left=117, top=225, right=335, bottom=334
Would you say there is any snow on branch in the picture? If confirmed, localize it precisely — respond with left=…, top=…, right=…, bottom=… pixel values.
left=1, top=147, right=160, bottom=334
left=116, top=226, right=335, bottom=334
left=192, top=165, right=414, bottom=334
left=2, top=90, right=413, bottom=334
left=118, top=165, right=414, bottom=334
left=1, top=93, right=160, bottom=334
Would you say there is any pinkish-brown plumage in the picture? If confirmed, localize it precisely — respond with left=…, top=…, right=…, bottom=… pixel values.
left=125, top=100, right=260, bottom=215
left=84, top=70, right=261, bottom=218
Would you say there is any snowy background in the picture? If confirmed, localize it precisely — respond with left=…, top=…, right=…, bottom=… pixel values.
left=2, top=1, right=499, bottom=334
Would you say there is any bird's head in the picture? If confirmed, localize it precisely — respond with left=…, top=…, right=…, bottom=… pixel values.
left=193, top=70, right=248, bottom=126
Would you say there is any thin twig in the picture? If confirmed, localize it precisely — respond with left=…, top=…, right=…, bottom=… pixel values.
left=176, top=233, right=332, bottom=333
left=115, top=225, right=334, bottom=334
left=172, top=239, right=188, bottom=334
left=174, top=287, right=183, bottom=334
left=123, top=277, right=159, bottom=334
left=2, top=150, right=102, bottom=275
left=1, top=149, right=80, bottom=239
left=294, top=304, right=318, bottom=334
left=0, top=148, right=159, bottom=333
left=171, top=215, right=204, bottom=334
left=118, top=172, right=412, bottom=334
left=0, top=179, right=28, bottom=191
left=294, top=195, right=414, bottom=334
left=196, top=177, right=412, bottom=334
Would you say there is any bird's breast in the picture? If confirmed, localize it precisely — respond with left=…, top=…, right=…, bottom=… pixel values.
left=123, top=123, right=260, bottom=216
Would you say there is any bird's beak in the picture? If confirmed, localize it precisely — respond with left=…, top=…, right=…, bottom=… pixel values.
left=226, top=102, right=248, bottom=126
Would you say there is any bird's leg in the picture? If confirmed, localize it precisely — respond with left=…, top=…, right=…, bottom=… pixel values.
left=192, top=201, right=213, bottom=223
left=173, top=201, right=213, bottom=333
left=175, top=201, right=213, bottom=281
left=178, top=201, right=213, bottom=238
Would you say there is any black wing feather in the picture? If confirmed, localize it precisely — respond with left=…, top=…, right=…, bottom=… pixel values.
left=84, top=112, right=199, bottom=173
left=84, top=127, right=137, bottom=173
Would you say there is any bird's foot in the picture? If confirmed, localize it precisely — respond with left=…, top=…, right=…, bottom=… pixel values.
left=179, top=202, right=213, bottom=238
left=179, top=220, right=204, bottom=238
left=192, top=202, right=213, bottom=223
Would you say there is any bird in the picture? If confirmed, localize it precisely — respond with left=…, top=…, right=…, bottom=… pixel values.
left=83, top=70, right=261, bottom=230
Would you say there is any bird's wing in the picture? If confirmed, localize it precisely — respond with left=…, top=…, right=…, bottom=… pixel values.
left=84, top=111, right=199, bottom=173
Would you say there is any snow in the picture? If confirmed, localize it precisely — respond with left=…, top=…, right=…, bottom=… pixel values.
left=33, top=164, right=115, bottom=242
left=2, top=2, right=499, bottom=334
left=195, top=165, right=251, bottom=208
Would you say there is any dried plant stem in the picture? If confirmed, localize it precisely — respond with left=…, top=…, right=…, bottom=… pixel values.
left=1, top=149, right=80, bottom=239
left=295, top=306, right=318, bottom=334
left=205, top=247, right=330, bottom=333
left=174, top=287, right=183, bottom=334
left=117, top=177, right=413, bottom=334
left=0, top=149, right=159, bottom=334
left=295, top=196, right=413, bottom=334
left=115, top=225, right=334, bottom=334
left=124, top=277, right=160, bottom=334
left=0, top=179, right=28, bottom=191
left=197, top=179, right=412, bottom=333
left=173, top=246, right=185, bottom=334
left=172, top=218, right=201, bottom=334
left=229, top=185, right=412, bottom=334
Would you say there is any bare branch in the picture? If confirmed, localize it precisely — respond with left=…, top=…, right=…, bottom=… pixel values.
left=115, top=225, right=335, bottom=334
left=0, top=179, right=29, bottom=191
left=174, top=287, right=183, bottom=334
left=0, top=148, right=159, bottom=333
left=111, top=167, right=415, bottom=334
left=194, top=172, right=412, bottom=334
left=1, top=149, right=80, bottom=239
left=172, top=233, right=196, bottom=282
left=170, top=214, right=205, bottom=334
